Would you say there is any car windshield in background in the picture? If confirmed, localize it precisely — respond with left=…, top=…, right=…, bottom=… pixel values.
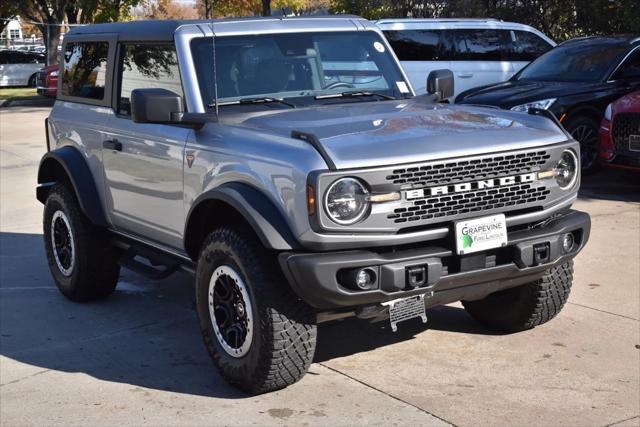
left=515, top=43, right=628, bottom=82
left=191, top=31, right=410, bottom=108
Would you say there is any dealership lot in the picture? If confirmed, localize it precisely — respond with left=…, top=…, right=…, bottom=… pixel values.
left=0, top=105, right=638, bottom=426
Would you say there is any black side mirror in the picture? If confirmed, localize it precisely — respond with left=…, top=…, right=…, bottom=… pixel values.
left=131, top=88, right=184, bottom=123
left=427, top=69, right=454, bottom=101
left=131, top=88, right=215, bottom=127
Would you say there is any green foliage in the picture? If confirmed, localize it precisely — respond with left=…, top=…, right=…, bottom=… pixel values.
left=330, top=0, right=640, bottom=41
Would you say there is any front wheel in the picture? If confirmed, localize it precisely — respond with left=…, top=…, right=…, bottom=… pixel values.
left=43, top=184, right=121, bottom=301
left=462, top=261, right=574, bottom=332
left=565, top=116, right=600, bottom=174
left=195, top=226, right=317, bottom=394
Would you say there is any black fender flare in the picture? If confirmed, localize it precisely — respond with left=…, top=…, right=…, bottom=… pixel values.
left=36, top=146, right=108, bottom=227
left=184, top=183, right=300, bottom=257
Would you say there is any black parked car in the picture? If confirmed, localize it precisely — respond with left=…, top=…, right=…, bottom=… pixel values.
left=456, top=36, right=640, bottom=172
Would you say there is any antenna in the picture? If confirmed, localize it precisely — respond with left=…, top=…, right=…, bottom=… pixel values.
left=209, top=22, right=219, bottom=117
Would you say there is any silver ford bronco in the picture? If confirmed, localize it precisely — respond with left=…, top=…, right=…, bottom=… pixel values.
left=37, top=16, right=590, bottom=393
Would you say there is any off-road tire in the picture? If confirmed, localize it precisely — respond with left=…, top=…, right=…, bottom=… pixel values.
left=565, top=116, right=600, bottom=174
left=462, top=261, right=573, bottom=332
left=195, top=226, right=317, bottom=394
left=43, top=184, right=120, bottom=301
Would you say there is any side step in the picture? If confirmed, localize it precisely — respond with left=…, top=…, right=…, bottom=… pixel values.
left=119, top=247, right=180, bottom=280
left=111, top=234, right=195, bottom=280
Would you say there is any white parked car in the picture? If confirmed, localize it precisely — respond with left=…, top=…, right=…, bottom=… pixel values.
left=376, top=19, right=556, bottom=98
left=0, top=50, right=46, bottom=87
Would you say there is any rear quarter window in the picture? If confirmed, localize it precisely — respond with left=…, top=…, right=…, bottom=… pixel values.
left=61, top=42, right=109, bottom=100
left=383, top=30, right=442, bottom=61
left=507, top=30, right=553, bottom=61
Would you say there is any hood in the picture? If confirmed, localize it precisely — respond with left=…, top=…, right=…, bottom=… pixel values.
left=457, top=80, right=600, bottom=108
left=228, top=98, right=568, bottom=170
left=613, top=90, right=640, bottom=114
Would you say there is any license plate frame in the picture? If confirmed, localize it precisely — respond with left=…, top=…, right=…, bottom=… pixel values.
left=629, top=134, right=640, bottom=152
left=455, top=213, right=508, bottom=255
left=382, top=294, right=428, bottom=332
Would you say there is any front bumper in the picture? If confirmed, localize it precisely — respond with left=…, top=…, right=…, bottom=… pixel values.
left=279, top=209, right=590, bottom=311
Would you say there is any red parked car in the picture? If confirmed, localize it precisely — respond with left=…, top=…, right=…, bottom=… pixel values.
left=599, top=91, right=640, bottom=171
left=36, top=64, right=58, bottom=98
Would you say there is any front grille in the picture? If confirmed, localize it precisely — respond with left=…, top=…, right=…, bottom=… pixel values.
left=388, top=183, right=550, bottom=224
left=613, top=113, right=640, bottom=153
left=385, top=151, right=551, bottom=187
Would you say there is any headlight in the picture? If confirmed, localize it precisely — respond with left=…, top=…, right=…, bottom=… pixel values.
left=324, top=178, right=370, bottom=225
left=604, top=103, right=612, bottom=121
left=510, top=98, right=557, bottom=112
left=555, top=149, right=578, bottom=189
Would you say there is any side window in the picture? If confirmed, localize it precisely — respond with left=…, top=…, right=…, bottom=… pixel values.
left=452, top=29, right=508, bottom=61
left=383, top=30, right=442, bottom=61
left=0, top=51, right=8, bottom=65
left=507, top=30, right=553, bottom=61
left=117, top=44, right=182, bottom=116
left=61, top=42, right=109, bottom=100
left=613, top=49, right=640, bottom=80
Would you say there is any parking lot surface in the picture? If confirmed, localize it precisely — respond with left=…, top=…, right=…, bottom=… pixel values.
left=1, top=105, right=639, bottom=427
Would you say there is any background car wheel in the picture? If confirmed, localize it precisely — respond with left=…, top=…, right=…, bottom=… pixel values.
left=28, top=73, right=37, bottom=88
left=462, top=261, right=574, bottom=332
left=565, top=116, right=600, bottom=174
left=43, top=184, right=121, bottom=301
left=195, top=226, right=317, bottom=394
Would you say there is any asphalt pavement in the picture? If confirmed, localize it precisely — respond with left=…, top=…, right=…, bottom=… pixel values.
left=0, top=105, right=638, bottom=427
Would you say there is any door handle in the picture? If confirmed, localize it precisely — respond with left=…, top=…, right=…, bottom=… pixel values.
left=103, top=139, right=122, bottom=151
left=457, top=73, right=474, bottom=78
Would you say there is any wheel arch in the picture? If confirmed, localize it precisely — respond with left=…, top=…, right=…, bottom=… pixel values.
left=36, top=146, right=108, bottom=227
left=563, top=105, right=603, bottom=125
left=183, top=183, right=300, bottom=260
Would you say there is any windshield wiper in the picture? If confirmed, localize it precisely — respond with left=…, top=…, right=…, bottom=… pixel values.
left=213, top=97, right=296, bottom=108
left=315, top=91, right=396, bottom=101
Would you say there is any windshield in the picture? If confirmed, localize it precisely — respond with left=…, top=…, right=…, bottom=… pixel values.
left=191, top=31, right=410, bottom=108
left=515, top=43, right=628, bottom=82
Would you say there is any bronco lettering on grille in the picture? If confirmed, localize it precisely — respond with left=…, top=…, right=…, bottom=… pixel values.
left=405, top=173, right=537, bottom=199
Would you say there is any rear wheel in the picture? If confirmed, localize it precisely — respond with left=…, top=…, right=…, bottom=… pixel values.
left=28, top=73, right=37, bottom=88
left=462, top=261, right=573, bottom=332
left=565, top=116, right=600, bottom=174
left=195, top=226, right=317, bottom=394
left=43, top=184, right=121, bottom=301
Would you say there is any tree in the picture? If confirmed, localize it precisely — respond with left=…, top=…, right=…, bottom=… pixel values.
left=0, top=3, right=21, bottom=34
left=137, top=0, right=199, bottom=20
left=17, top=1, right=66, bottom=65
left=17, top=0, right=142, bottom=65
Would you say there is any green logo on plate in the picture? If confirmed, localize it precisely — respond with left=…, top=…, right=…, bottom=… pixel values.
left=462, top=234, right=473, bottom=249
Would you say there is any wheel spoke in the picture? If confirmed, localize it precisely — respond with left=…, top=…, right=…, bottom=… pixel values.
left=208, top=266, right=254, bottom=358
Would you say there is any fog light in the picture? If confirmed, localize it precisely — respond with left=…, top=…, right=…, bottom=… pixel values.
left=562, top=233, right=575, bottom=253
left=356, top=269, right=375, bottom=289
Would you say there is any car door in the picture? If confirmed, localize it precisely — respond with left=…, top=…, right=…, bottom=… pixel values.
left=102, top=43, right=190, bottom=249
left=449, top=28, right=512, bottom=96
left=608, top=47, right=640, bottom=94
left=506, top=30, right=554, bottom=79
left=383, top=29, right=450, bottom=95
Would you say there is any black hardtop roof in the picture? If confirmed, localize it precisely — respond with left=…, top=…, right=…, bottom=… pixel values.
left=66, top=15, right=364, bottom=42
left=559, top=35, right=640, bottom=47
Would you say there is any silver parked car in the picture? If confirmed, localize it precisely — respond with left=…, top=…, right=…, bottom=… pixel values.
left=0, top=50, right=45, bottom=87
left=37, top=17, right=590, bottom=393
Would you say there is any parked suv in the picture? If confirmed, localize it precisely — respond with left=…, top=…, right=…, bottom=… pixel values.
left=37, top=17, right=590, bottom=394
left=376, top=18, right=555, bottom=96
